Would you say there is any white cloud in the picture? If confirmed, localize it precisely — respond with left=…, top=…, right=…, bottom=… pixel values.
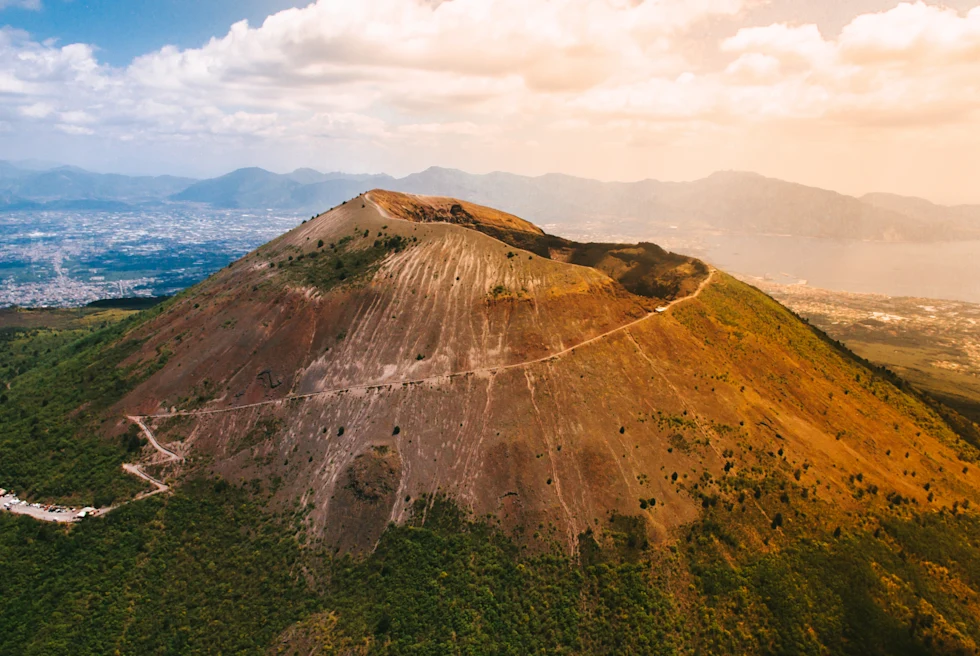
left=839, top=2, right=980, bottom=65
left=0, top=1, right=979, bottom=200
left=125, top=0, right=745, bottom=113
left=20, top=101, right=53, bottom=117
left=0, top=0, right=751, bottom=148
left=725, top=53, right=782, bottom=83
left=0, top=28, right=109, bottom=92
left=0, top=0, right=41, bottom=10
left=55, top=123, right=94, bottom=136
left=722, top=23, right=835, bottom=65
left=716, top=2, right=980, bottom=125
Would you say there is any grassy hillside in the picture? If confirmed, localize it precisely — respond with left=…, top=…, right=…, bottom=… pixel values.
left=752, top=281, right=980, bottom=425
left=0, top=479, right=312, bottom=655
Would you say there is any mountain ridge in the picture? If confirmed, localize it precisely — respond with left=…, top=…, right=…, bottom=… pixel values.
left=167, top=165, right=980, bottom=241
left=2, top=159, right=978, bottom=242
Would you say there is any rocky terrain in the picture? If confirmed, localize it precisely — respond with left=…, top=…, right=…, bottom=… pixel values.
left=105, top=191, right=980, bottom=554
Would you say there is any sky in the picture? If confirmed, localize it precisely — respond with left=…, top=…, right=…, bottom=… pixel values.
left=1, top=0, right=979, bottom=203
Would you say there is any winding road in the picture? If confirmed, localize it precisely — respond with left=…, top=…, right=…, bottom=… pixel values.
left=1, top=421, right=181, bottom=523
left=139, top=268, right=716, bottom=420
left=129, top=415, right=182, bottom=462
left=115, top=415, right=184, bottom=500
left=4, top=259, right=714, bottom=524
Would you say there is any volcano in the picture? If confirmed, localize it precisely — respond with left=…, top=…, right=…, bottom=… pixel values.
left=112, top=190, right=980, bottom=554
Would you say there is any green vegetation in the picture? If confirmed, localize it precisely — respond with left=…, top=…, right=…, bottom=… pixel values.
left=0, top=479, right=313, bottom=655
left=0, top=309, right=170, bottom=505
left=5, top=484, right=980, bottom=655
left=322, top=501, right=680, bottom=654
left=85, top=296, right=170, bottom=311
left=686, top=504, right=980, bottom=654
left=281, top=234, right=408, bottom=292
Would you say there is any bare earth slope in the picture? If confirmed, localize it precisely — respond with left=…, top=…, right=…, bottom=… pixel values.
left=109, top=191, right=980, bottom=553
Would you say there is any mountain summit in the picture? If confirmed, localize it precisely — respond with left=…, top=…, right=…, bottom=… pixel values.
left=107, top=191, right=979, bottom=555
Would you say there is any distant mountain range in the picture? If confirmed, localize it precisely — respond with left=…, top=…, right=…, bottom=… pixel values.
left=171, top=167, right=395, bottom=211
left=387, top=168, right=980, bottom=242
left=2, top=160, right=978, bottom=242
left=0, top=160, right=194, bottom=210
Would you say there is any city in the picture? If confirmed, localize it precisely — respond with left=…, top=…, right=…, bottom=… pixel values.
left=0, top=206, right=304, bottom=307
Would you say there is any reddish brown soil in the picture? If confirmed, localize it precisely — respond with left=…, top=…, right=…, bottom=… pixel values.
left=111, top=193, right=980, bottom=553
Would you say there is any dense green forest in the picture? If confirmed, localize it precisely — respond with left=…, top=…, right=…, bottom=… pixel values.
left=4, top=477, right=980, bottom=654
left=0, top=309, right=167, bottom=505
left=3, top=312, right=980, bottom=654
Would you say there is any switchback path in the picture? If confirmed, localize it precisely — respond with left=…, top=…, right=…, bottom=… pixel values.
left=0, top=415, right=185, bottom=524
left=121, top=464, right=168, bottom=497
left=137, top=268, right=716, bottom=421
left=129, top=415, right=182, bottom=462
left=5, top=267, right=712, bottom=524
left=105, top=415, right=186, bottom=507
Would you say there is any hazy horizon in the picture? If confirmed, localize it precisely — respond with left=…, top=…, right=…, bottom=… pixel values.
left=9, top=159, right=979, bottom=209
left=2, top=0, right=980, bottom=203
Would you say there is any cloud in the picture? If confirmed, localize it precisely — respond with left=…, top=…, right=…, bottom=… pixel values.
left=0, top=28, right=108, bottom=90
left=725, top=53, right=782, bottom=83
left=56, top=123, right=94, bottom=135
left=839, top=2, right=980, bottom=65
left=20, top=101, right=53, bottom=118
left=0, top=0, right=750, bottom=148
left=126, top=0, right=746, bottom=109
left=722, top=23, right=835, bottom=65
left=717, top=2, right=980, bottom=124
left=0, top=0, right=41, bottom=10
left=0, top=0, right=979, bottom=200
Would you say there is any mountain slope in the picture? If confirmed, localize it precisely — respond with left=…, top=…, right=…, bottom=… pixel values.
left=99, top=191, right=980, bottom=557
left=5, top=158, right=978, bottom=243
left=170, top=165, right=980, bottom=241
left=172, top=167, right=303, bottom=208
left=658, top=171, right=930, bottom=240
left=6, top=190, right=980, bottom=653
left=863, top=191, right=980, bottom=234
